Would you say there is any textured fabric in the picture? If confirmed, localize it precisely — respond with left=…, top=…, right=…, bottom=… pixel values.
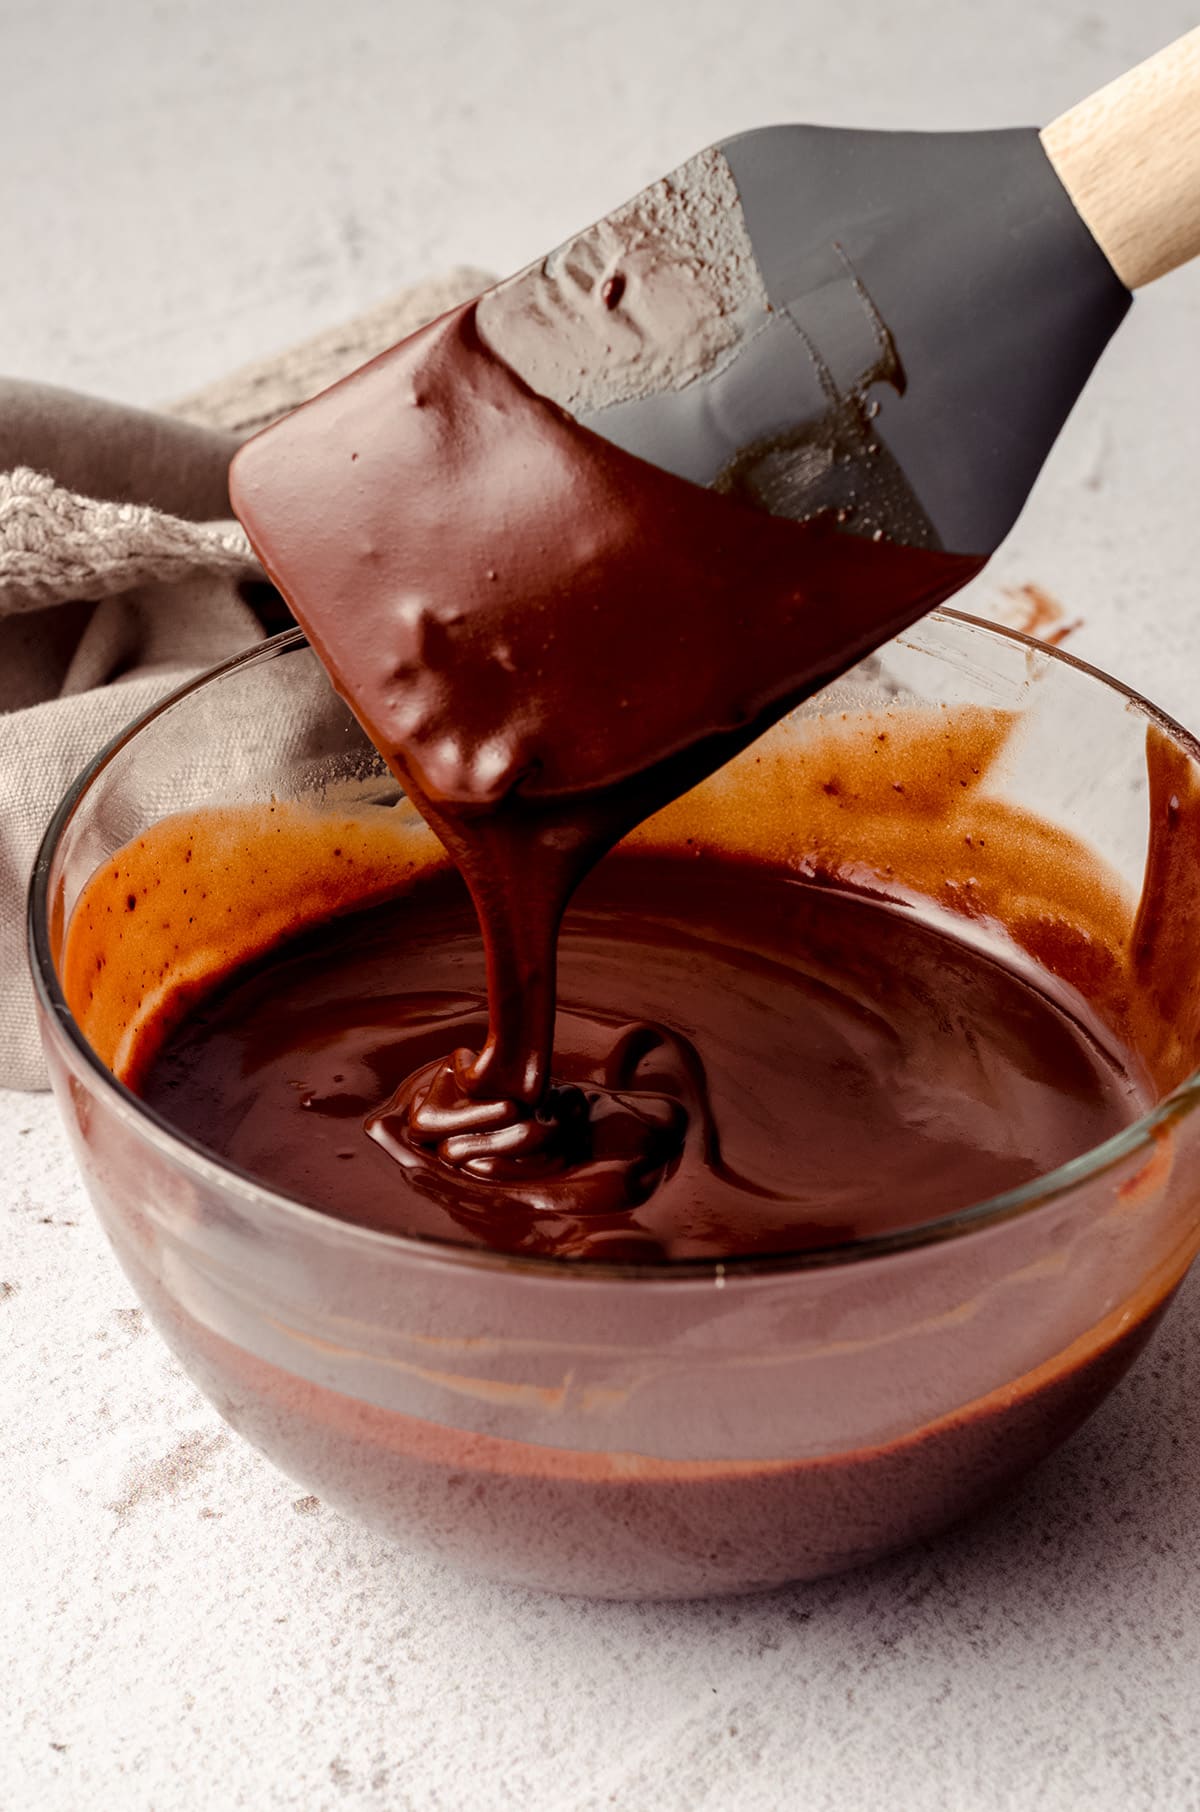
left=1, top=265, right=492, bottom=1088
left=0, top=468, right=257, bottom=620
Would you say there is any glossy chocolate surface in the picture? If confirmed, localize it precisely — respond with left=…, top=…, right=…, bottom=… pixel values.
left=140, top=852, right=1141, bottom=1260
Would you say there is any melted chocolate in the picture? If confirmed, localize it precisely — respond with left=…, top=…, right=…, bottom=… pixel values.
left=229, top=302, right=981, bottom=1220
left=139, top=852, right=1141, bottom=1261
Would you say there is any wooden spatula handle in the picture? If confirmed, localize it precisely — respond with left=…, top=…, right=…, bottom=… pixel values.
left=1041, top=26, right=1200, bottom=289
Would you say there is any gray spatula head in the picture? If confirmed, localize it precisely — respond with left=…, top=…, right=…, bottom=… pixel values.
left=476, top=128, right=1130, bottom=557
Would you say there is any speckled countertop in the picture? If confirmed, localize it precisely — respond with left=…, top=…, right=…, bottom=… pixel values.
left=4, top=1, right=1200, bottom=1807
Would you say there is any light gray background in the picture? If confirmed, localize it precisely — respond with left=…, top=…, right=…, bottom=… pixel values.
left=4, top=1, right=1200, bottom=1807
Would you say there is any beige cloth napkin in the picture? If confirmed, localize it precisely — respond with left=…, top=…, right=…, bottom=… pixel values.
left=1, top=267, right=492, bottom=1089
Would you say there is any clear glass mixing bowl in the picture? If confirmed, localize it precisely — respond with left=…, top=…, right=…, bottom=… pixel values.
left=28, top=613, right=1200, bottom=1598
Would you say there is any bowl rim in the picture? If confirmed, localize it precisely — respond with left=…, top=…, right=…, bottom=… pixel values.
left=27, top=612, right=1200, bottom=1284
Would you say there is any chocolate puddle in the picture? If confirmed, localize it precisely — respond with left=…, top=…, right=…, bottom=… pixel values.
left=228, top=300, right=981, bottom=1222
left=137, top=853, right=1142, bottom=1262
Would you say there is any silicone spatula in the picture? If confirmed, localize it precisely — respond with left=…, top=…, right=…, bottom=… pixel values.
left=472, top=26, right=1200, bottom=558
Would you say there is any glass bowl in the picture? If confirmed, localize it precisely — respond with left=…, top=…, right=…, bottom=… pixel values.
left=28, top=613, right=1200, bottom=1599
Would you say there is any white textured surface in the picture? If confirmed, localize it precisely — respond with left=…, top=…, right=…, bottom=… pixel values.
left=4, top=1, right=1200, bottom=1807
